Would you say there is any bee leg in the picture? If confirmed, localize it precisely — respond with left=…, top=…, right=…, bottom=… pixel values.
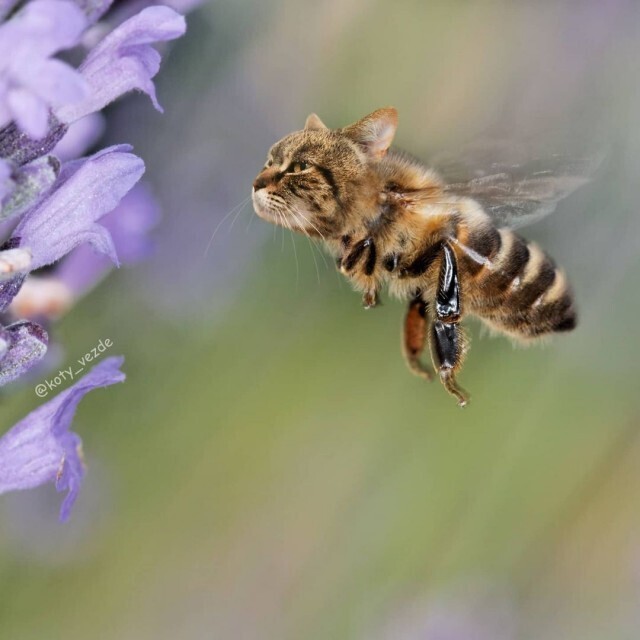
left=402, top=297, right=434, bottom=381
left=436, top=243, right=461, bottom=323
left=430, top=242, right=469, bottom=406
left=429, top=320, right=469, bottom=407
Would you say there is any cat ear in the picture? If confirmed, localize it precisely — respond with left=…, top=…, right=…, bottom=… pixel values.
left=342, top=107, right=398, bottom=159
left=304, top=113, right=328, bottom=130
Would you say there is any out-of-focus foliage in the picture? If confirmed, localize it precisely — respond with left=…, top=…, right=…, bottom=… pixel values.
left=2, top=1, right=640, bottom=638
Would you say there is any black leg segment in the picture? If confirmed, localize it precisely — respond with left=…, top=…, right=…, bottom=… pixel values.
left=436, top=242, right=460, bottom=322
left=430, top=243, right=469, bottom=406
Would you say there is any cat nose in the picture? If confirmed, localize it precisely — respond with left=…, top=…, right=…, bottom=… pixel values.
left=253, top=174, right=269, bottom=191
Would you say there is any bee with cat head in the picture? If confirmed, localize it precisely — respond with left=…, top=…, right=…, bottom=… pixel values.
left=252, top=107, right=590, bottom=406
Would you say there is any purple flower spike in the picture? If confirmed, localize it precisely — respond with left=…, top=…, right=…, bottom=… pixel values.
left=0, top=320, right=48, bottom=386
left=0, top=0, right=89, bottom=139
left=10, top=145, right=145, bottom=271
left=0, top=356, right=125, bottom=521
left=56, top=6, right=186, bottom=124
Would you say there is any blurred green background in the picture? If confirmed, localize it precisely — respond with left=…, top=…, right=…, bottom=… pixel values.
left=2, top=1, right=640, bottom=638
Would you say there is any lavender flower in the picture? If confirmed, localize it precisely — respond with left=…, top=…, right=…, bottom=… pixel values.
left=0, top=0, right=88, bottom=138
left=0, top=145, right=144, bottom=316
left=0, top=357, right=125, bottom=521
left=56, top=6, right=186, bottom=123
left=8, top=182, right=159, bottom=318
left=10, top=145, right=144, bottom=271
left=0, top=0, right=190, bottom=522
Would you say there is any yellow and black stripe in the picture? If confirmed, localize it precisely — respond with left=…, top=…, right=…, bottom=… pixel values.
left=461, top=225, right=577, bottom=338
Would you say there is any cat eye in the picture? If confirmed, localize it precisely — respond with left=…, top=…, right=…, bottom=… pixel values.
left=288, top=161, right=308, bottom=173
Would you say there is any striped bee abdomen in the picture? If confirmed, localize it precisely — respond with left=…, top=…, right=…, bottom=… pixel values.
left=463, top=227, right=577, bottom=338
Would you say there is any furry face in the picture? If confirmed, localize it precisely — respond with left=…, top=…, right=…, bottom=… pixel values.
left=251, top=109, right=398, bottom=238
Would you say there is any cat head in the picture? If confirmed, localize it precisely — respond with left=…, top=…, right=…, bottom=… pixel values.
left=252, top=107, right=398, bottom=238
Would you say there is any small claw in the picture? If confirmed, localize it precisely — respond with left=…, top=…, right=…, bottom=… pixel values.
left=440, top=369, right=470, bottom=407
left=412, top=365, right=434, bottom=381
left=362, top=289, right=378, bottom=309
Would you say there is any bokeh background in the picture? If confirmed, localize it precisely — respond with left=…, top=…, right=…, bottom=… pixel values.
left=2, top=1, right=640, bottom=638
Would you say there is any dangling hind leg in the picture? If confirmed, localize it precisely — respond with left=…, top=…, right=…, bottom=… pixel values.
left=429, top=320, right=470, bottom=407
left=402, top=296, right=434, bottom=381
left=429, top=242, right=469, bottom=406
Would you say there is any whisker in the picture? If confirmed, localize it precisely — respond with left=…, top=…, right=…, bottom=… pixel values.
left=203, top=195, right=251, bottom=257
left=307, top=236, right=321, bottom=284
left=245, top=207, right=256, bottom=233
left=292, top=207, right=327, bottom=242
left=275, top=210, right=285, bottom=252
left=228, top=197, right=250, bottom=233
left=289, top=209, right=320, bottom=285
left=289, top=225, right=300, bottom=288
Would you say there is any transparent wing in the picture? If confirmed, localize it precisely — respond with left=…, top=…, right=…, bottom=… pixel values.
left=433, top=140, right=604, bottom=229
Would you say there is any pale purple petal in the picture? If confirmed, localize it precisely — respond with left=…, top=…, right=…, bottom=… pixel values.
left=6, top=88, right=50, bottom=140
left=0, top=156, right=60, bottom=223
left=0, top=321, right=48, bottom=386
left=52, top=113, right=105, bottom=161
left=56, top=6, right=186, bottom=123
left=0, top=1, right=89, bottom=137
left=0, top=356, right=125, bottom=521
left=57, top=181, right=159, bottom=295
left=21, top=58, right=88, bottom=110
left=10, top=145, right=145, bottom=271
left=103, top=181, right=160, bottom=262
left=0, top=1, right=87, bottom=59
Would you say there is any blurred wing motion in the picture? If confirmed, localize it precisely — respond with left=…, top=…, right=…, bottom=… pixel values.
left=434, top=140, right=605, bottom=229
